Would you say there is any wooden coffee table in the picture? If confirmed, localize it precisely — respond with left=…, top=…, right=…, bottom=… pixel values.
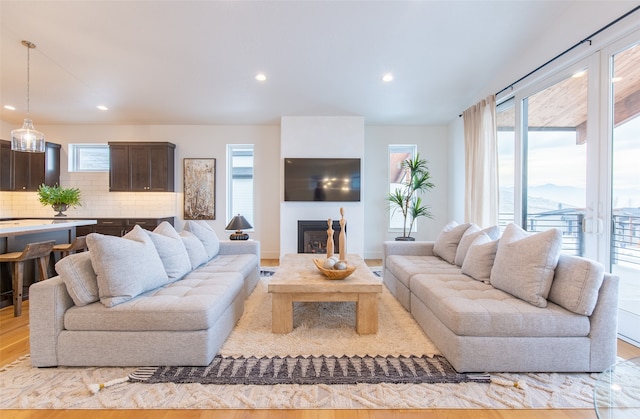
left=267, top=253, right=382, bottom=335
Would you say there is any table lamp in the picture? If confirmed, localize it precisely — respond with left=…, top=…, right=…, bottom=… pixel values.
left=225, top=214, right=252, bottom=240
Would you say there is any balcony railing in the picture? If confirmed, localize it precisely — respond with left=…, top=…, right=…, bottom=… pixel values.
left=498, top=211, right=640, bottom=267
left=612, top=213, right=640, bottom=267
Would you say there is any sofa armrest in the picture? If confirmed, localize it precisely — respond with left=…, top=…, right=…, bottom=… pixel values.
left=218, top=240, right=260, bottom=260
left=586, top=272, right=619, bottom=371
left=383, top=240, right=435, bottom=266
left=29, top=276, right=74, bottom=367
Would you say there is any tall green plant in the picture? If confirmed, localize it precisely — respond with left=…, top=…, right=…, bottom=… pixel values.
left=37, top=184, right=82, bottom=207
left=387, top=154, right=435, bottom=238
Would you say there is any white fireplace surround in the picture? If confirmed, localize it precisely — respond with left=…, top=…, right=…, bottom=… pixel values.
left=280, top=116, right=365, bottom=258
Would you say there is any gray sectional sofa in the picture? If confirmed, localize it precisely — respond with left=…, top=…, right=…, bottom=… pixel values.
left=29, top=220, right=260, bottom=367
left=383, top=222, right=619, bottom=373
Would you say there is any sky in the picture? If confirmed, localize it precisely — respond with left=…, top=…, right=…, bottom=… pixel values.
left=498, top=116, right=639, bottom=209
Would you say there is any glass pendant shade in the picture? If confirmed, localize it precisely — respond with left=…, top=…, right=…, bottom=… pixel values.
left=11, top=118, right=46, bottom=153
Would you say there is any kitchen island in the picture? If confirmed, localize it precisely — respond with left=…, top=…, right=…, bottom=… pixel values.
left=0, top=219, right=97, bottom=309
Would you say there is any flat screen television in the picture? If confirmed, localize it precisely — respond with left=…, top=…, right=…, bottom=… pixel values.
left=284, top=158, right=361, bottom=202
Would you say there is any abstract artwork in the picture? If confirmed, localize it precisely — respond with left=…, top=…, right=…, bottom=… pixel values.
left=184, top=158, right=216, bottom=220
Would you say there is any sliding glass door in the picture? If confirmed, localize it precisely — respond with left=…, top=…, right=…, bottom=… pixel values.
left=500, top=28, right=640, bottom=345
left=522, top=69, right=590, bottom=256
left=606, top=35, right=640, bottom=345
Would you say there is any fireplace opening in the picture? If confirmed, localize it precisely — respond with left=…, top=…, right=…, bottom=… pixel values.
left=298, top=220, right=344, bottom=254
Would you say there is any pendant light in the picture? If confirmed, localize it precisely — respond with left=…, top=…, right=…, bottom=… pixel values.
left=11, top=40, right=45, bottom=153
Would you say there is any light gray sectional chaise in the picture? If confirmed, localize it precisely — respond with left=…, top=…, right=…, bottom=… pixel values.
left=383, top=222, right=619, bottom=373
left=29, top=220, right=260, bottom=367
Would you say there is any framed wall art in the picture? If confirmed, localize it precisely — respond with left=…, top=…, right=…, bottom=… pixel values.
left=183, top=158, right=216, bottom=220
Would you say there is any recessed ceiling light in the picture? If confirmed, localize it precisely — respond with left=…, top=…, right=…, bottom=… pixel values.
left=97, top=105, right=108, bottom=111
left=4, top=105, right=16, bottom=111
left=255, top=73, right=267, bottom=82
left=382, top=73, right=394, bottom=82
left=571, top=70, right=587, bottom=78
left=611, top=76, right=623, bottom=83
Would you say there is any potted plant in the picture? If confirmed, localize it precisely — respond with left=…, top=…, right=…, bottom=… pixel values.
left=37, top=184, right=81, bottom=216
left=387, top=153, right=435, bottom=240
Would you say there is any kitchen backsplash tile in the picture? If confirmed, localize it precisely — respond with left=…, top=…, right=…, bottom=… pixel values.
left=2, top=172, right=178, bottom=218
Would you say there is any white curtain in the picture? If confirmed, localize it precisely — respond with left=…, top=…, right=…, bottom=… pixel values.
left=462, top=95, right=498, bottom=227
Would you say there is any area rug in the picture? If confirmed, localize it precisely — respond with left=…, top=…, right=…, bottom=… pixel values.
left=129, top=354, right=488, bottom=385
left=0, top=267, right=613, bottom=409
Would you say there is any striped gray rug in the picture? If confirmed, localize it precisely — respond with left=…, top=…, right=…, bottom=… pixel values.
left=129, top=354, right=489, bottom=385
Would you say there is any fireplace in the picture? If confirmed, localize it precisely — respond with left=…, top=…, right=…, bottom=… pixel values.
left=297, top=220, right=344, bottom=254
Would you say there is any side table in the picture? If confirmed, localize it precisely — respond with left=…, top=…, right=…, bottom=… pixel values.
left=594, top=356, right=640, bottom=418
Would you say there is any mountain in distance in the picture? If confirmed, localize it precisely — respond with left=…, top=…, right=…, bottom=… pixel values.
left=499, top=184, right=585, bottom=213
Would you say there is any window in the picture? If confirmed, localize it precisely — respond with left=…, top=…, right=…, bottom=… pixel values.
left=497, top=98, right=516, bottom=228
left=227, top=144, right=254, bottom=227
left=388, top=144, right=416, bottom=230
left=68, top=144, right=110, bottom=172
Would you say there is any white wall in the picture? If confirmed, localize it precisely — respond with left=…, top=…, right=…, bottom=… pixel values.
left=364, top=125, right=449, bottom=259
left=280, top=116, right=365, bottom=258
left=448, top=118, right=465, bottom=224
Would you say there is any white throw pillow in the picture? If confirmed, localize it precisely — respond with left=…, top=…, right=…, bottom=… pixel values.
left=146, top=221, right=192, bottom=281
left=87, top=225, right=169, bottom=307
left=184, top=220, right=220, bottom=259
left=461, top=234, right=499, bottom=282
left=433, top=221, right=472, bottom=264
left=179, top=230, right=209, bottom=269
left=455, top=224, right=501, bottom=266
left=55, top=251, right=99, bottom=306
left=490, top=224, right=562, bottom=308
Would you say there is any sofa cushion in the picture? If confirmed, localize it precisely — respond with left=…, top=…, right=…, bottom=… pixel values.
left=433, top=221, right=472, bottom=264
left=184, top=220, right=220, bottom=259
left=197, top=254, right=259, bottom=279
left=55, top=251, right=99, bottom=306
left=146, top=222, right=192, bottom=282
left=490, top=224, right=562, bottom=308
left=455, top=224, right=500, bottom=266
left=179, top=230, right=209, bottom=269
left=64, top=272, right=244, bottom=332
left=385, top=254, right=462, bottom=288
left=548, top=254, right=605, bottom=316
left=461, top=234, right=498, bottom=282
left=87, top=225, right=169, bottom=308
left=410, top=273, right=590, bottom=337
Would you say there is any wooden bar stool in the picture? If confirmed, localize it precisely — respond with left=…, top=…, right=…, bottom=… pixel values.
left=0, top=240, right=56, bottom=317
left=52, top=236, right=88, bottom=259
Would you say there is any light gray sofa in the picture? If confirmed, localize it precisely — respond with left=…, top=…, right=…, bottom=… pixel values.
left=29, top=221, right=260, bottom=367
left=383, top=222, right=619, bottom=373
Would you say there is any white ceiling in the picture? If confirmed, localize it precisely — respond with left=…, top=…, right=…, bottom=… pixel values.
left=0, top=1, right=637, bottom=127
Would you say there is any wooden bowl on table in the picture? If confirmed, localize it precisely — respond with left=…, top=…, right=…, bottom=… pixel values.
left=313, top=258, right=356, bottom=280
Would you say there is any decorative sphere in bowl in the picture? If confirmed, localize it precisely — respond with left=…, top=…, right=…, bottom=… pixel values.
left=313, top=258, right=356, bottom=280
left=322, top=258, right=337, bottom=269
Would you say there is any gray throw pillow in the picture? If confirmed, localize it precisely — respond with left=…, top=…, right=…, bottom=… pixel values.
left=548, top=254, right=605, bottom=316
left=455, top=224, right=501, bottom=266
left=146, top=221, right=192, bottom=281
left=184, top=220, right=220, bottom=259
left=461, top=233, right=499, bottom=282
left=87, top=225, right=169, bottom=307
left=433, top=221, right=472, bottom=264
left=490, top=223, right=562, bottom=308
left=55, top=251, right=99, bottom=306
left=179, top=230, right=209, bottom=269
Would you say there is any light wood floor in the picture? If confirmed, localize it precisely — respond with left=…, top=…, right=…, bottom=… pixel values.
left=1, top=260, right=638, bottom=418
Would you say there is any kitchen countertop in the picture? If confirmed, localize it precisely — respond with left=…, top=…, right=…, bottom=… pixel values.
left=0, top=219, right=97, bottom=238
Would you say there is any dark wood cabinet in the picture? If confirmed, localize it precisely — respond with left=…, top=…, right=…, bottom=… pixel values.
left=76, top=217, right=175, bottom=237
left=0, top=140, right=60, bottom=191
left=0, top=140, right=11, bottom=191
left=108, top=142, right=175, bottom=192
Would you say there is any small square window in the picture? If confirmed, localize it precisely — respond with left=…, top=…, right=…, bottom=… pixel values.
left=69, top=144, right=110, bottom=172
